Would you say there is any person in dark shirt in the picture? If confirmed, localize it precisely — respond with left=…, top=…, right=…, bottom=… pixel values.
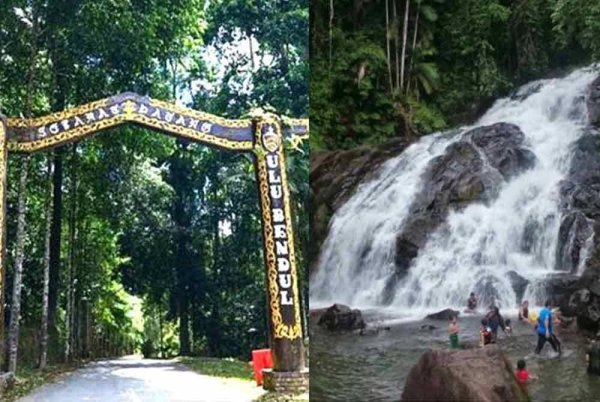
left=587, top=338, right=600, bottom=375
left=486, top=306, right=507, bottom=342
left=467, top=292, right=478, bottom=311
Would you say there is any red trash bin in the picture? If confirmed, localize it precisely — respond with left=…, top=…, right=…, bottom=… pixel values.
left=251, top=348, right=273, bottom=385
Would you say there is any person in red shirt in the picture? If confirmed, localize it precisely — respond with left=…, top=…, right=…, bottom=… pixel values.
left=515, top=359, right=537, bottom=389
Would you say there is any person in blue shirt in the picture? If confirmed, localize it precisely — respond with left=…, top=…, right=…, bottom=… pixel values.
left=534, top=300, right=561, bottom=356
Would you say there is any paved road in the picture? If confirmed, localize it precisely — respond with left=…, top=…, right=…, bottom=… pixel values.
left=19, top=356, right=266, bottom=402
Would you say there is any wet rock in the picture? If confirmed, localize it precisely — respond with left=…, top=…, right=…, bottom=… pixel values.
left=541, top=273, right=579, bottom=308
left=384, top=124, right=535, bottom=299
left=507, top=271, right=529, bottom=303
left=420, top=324, right=438, bottom=331
left=425, top=309, right=459, bottom=321
left=466, top=123, right=536, bottom=179
left=588, top=75, right=600, bottom=128
left=555, top=211, right=593, bottom=273
left=317, top=303, right=366, bottom=331
left=567, top=286, right=600, bottom=332
left=310, top=138, right=413, bottom=274
left=401, top=345, right=529, bottom=402
left=359, top=326, right=391, bottom=336
left=556, top=125, right=600, bottom=331
left=510, top=81, right=544, bottom=102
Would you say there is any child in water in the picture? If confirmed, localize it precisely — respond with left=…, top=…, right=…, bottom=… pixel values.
left=448, top=315, right=460, bottom=349
left=587, top=338, right=600, bottom=375
left=505, top=319, right=513, bottom=336
left=515, top=359, right=536, bottom=389
left=480, top=318, right=493, bottom=347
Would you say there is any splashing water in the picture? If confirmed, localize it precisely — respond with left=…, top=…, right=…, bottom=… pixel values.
left=310, top=66, right=599, bottom=314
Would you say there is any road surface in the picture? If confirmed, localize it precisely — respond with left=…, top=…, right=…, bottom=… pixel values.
left=19, top=356, right=266, bottom=402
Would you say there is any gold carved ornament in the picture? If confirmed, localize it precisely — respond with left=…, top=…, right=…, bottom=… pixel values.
left=254, top=117, right=303, bottom=340
left=6, top=95, right=254, bottom=152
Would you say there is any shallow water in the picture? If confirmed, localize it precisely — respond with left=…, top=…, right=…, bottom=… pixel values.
left=310, top=312, right=600, bottom=402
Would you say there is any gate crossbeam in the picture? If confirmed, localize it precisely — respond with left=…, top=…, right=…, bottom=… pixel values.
left=0, top=94, right=309, bottom=393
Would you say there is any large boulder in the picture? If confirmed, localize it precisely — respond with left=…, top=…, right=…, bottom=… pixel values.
left=425, top=308, right=460, bottom=321
left=553, top=76, right=600, bottom=332
left=310, top=138, right=412, bottom=274
left=401, top=345, right=529, bottom=402
left=507, top=271, right=530, bottom=302
left=317, top=303, right=366, bottom=331
left=384, top=123, right=535, bottom=302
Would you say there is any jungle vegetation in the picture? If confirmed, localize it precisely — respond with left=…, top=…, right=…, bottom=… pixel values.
left=311, top=0, right=600, bottom=149
left=0, top=0, right=308, bottom=374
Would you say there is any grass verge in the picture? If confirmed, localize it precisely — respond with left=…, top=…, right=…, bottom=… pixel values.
left=253, top=392, right=309, bottom=402
left=2, top=363, right=78, bottom=402
left=178, top=356, right=254, bottom=381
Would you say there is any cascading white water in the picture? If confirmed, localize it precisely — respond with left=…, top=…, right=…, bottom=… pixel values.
left=310, top=66, right=599, bottom=314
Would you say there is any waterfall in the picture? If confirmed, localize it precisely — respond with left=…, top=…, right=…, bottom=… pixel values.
left=310, top=66, right=599, bottom=313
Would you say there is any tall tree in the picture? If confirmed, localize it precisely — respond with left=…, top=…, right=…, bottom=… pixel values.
left=39, top=157, right=53, bottom=369
left=6, top=2, right=39, bottom=372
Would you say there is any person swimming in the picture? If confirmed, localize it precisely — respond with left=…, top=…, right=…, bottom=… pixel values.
left=480, top=318, right=493, bottom=347
left=448, top=315, right=460, bottom=349
left=467, top=292, right=478, bottom=311
left=505, top=319, right=513, bottom=336
left=518, top=300, right=529, bottom=321
left=515, top=359, right=536, bottom=390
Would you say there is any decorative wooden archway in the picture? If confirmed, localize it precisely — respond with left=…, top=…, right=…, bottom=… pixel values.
left=0, top=92, right=308, bottom=391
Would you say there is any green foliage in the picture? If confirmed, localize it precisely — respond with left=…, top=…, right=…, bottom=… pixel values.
left=0, top=0, right=308, bottom=373
left=312, top=0, right=600, bottom=149
left=178, top=356, right=253, bottom=381
left=2, top=362, right=79, bottom=402
left=408, top=98, right=446, bottom=133
left=552, top=0, right=600, bottom=59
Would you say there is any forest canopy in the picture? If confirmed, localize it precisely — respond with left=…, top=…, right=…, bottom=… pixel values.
left=310, top=0, right=600, bottom=150
left=0, top=0, right=308, bottom=371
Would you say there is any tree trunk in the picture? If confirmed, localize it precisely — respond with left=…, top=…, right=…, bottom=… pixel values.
left=329, top=0, right=334, bottom=73
left=406, top=3, right=420, bottom=95
left=385, top=0, right=393, bottom=92
left=7, top=156, right=30, bottom=373
left=400, top=0, right=410, bottom=91
left=158, top=303, right=164, bottom=358
left=7, top=9, right=38, bottom=371
left=48, top=147, right=63, bottom=330
left=249, top=35, right=255, bottom=70
left=39, top=157, right=54, bottom=370
left=65, top=144, right=78, bottom=362
left=393, top=0, right=399, bottom=93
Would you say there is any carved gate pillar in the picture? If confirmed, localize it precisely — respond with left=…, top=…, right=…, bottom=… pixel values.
left=253, top=115, right=308, bottom=393
left=0, top=116, right=7, bottom=366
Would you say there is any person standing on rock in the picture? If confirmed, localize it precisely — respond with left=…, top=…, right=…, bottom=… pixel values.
left=448, top=315, right=460, bottom=349
left=534, top=300, right=561, bottom=356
